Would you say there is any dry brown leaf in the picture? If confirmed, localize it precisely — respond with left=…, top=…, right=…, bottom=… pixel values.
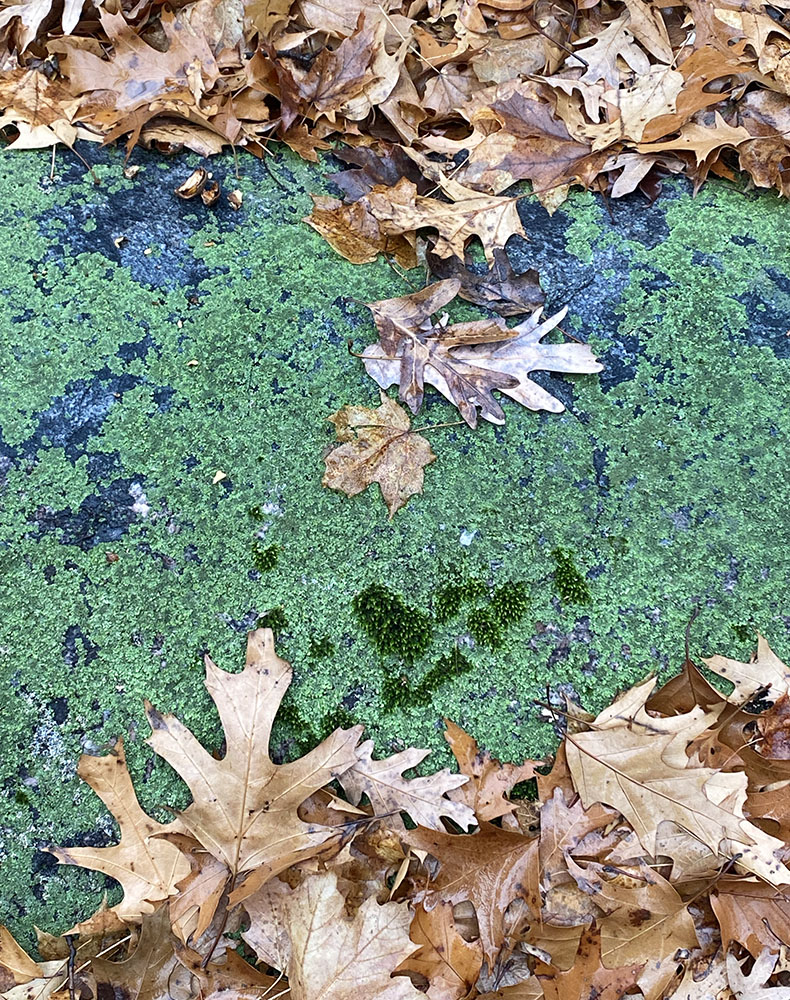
left=712, top=879, right=790, bottom=957
left=90, top=906, right=179, bottom=1000
left=144, top=628, right=362, bottom=903
left=282, top=869, right=423, bottom=1000
left=338, top=738, right=475, bottom=829
left=403, top=822, right=539, bottom=963
left=0, top=927, right=42, bottom=990
left=426, top=247, right=545, bottom=317
left=397, top=902, right=482, bottom=1000
left=726, top=950, right=790, bottom=1000
left=539, top=926, right=644, bottom=1000
left=322, top=393, right=436, bottom=518
left=304, top=195, right=416, bottom=268
left=444, top=720, right=538, bottom=821
left=704, top=634, right=790, bottom=705
left=363, top=290, right=602, bottom=427
left=47, top=739, right=190, bottom=921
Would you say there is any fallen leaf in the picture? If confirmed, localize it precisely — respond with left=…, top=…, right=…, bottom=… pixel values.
left=322, top=393, right=436, bottom=518
left=397, top=903, right=482, bottom=1000
left=47, top=739, right=190, bottom=921
left=726, top=950, right=790, bottom=1000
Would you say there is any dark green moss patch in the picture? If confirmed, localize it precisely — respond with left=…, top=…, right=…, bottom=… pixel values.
left=309, top=635, right=335, bottom=660
left=352, top=584, right=432, bottom=662
left=490, top=581, right=529, bottom=627
left=730, top=623, right=755, bottom=644
left=467, top=607, right=503, bottom=649
left=252, top=541, right=280, bottom=572
left=257, top=606, right=288, bottom=635
left=552, top=549, right=591, bottom=605
left=381, top=647, right=473, bottom=711
left=433, top=578, right=487, bottom=622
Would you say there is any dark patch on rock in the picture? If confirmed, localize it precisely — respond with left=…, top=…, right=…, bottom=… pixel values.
left=735, top=270, right=790, bottom=360
left=116, top=333, right=156, bottom=362
left=49, top=697, right=69, bottom=724
left=63, top=625, right=100, bottom=671
left=31, top=477, right=143, bottom=549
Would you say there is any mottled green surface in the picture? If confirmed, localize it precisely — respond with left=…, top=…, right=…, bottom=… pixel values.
left=1, top=144, right=789, bottom=944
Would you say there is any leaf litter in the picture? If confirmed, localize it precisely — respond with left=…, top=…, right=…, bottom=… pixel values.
left=6, top=627, right=790, bottom=1000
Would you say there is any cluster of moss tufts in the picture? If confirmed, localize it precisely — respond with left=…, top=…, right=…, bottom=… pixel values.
left=381, top=647, right=473, bottom=712
left=252, top=539, right=280, bottom=572
left=352, top=584, right=433, bottom=662
left=552, top=548, right=591, bottom=605
left=433, top=578, right=487, bottom=622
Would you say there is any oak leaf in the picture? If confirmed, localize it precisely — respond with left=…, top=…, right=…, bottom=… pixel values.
left=443, top=720, right=538, bottom=821
left=704, top=634, right=790, bottom=705
left=0, top=927, right=41, bottom=990
left=322, top=393, right=436, bottom=518
left=426, top=246, right=545, bottom=317
left=144, top=628, right=363, bottom=902
left=0, top=0, right=85, bottom=51
left=539, top=926, right=644, bottom=1000
left=403, top=822, right=539, bottom=963
left=337, top=738, right=475, bottom=830
left=566, top=14, right=650, bottom=88
left=397, top=902, right=482, bottom=1000
left=47, top=739, right=190, bottom=921
left=363, top=285, right=602, bottom=427
left=281, top=870, right=423, bottom=1000
left=565, top=677, right=789, bottom=884
left=727, top=950, right=790, bottom=1000
left=90, top=907, right=179, bottom=1000
left=712, top=878, right=790, bottom=957
left=304, top=195, right=417, bottom=268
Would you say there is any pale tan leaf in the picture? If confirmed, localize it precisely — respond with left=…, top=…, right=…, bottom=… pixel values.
left=282, top=870, right=423, bottom=1000
left=704, top=634, right=790, bottom=705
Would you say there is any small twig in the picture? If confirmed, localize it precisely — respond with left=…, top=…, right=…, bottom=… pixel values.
left=685, top=605, right=701, bottom=664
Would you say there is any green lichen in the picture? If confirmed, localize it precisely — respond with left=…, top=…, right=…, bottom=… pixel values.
left=352, top=584, right=433, bottom=662
left=252, top=541, right=280, bottom=572
left=551, top=549, right=591, bottom=606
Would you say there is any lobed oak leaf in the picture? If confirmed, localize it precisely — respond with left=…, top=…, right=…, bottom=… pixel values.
left=704, top=634, right=790, bottom=706
left=0, top=927, right=41, bottom=990
left=337, top=738, right=475, bottom=830
left=638, top=111, right=752, bottom=165
left=712, top=879, right=790, bottom=957
left=281, top=869, right=423, bottom=1000
left=539, top=926, right=644, bottom=1000
left=727, top=950, right=790, bottom=1000
left=47, top=738, right=190, bottom=922
left=0, top=0, right=85, bottom=52
left=565, top=13, right=650, bottom=88
left=362, top=282, right=601, bottom=427
left=144, top=628, right=363, bottom=902
left=322, top=393, right=436, bottom=518
left=475, top=981, right=544, bottom=1000
left=403, top=822, right=539, bottom=964
left=90, top=906, right=179, bottom=1000
left=397, top=902, right=482, bottom=1000
left=426, top=246, right=545, bottom=317
left=173, top=942, right=278, bottom=1000
left=443, top=720, right=538, bottom=821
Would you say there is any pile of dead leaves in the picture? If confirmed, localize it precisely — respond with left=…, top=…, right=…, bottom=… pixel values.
left=2, top=0, right=790, bottom=268
left=5, top=629, right=790, bottom=1000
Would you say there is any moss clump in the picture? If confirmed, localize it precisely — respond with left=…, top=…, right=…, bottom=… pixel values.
left=552, top=548, right=591, bottom=605
left=247, top=505, right=265, bottom=521
left=490, top=581, right=529, bottom=627
left=381, top=647, right=473, bottom=711
left=433, top=578, right=487, bottom=622
left=252, top=540, right=280, bottom=572
left=730, top=622, right=754, bottom=643
left=467, top=607, right=503, bottom=649
left=320, top=706, right=356, bottom=735
left=352, top=584, right=433, bottom=662
left=309, top=635, right=335, bottom=659
left=257, top=606, right=288, bottom=635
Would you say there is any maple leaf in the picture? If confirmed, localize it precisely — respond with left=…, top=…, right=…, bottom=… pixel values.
left=363, top=285, right=602, bottom=427
left=403, top=822, right=539, bottom=963
left=565, top=676, right=790, bottom=884
left=397, top=903, right=481, bottom=1000
left=47, top=738, right=190, bottom=921
left=727, top=950, right=790, bottom=1000
left=443, top=720, right=538, bottom=821
left=539, top=926, right=644, bottom=1000
left=281, top=869, right=423, bottom=1000
left=144, top=628, right=363, bottom=903
left=322, top=393, right=436, bottom=518
left=337, top=738, right=475, bottom=829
